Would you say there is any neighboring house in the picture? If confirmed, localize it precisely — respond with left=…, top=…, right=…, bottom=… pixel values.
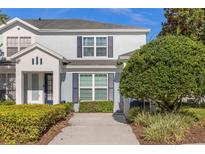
left=0, top=17, right=150, bottom=112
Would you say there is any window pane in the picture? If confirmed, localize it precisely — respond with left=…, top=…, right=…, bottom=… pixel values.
left=83, top=37, right=94, bottom=46
left=7, top=37, right=18, bottom=47
left=7, top=48, right=18, bottom=56
left=32, top=74, right=39, bottom=101
left=7, top=74, right=16, bottom=90
left=80, top=88, right=92, bottom=100
left=96, top=37, right=107, bottom=46
left=95, top=89, right=107, bottom=100
left=84, top=47, right=94, bottom=56
left=0, top=74, right=6, bottom=90
left=20, top=37, right=31, bottom=50
left=80, top=74, right=92, bottom=87
left=0, top=90, right=6, bottom=101
left=96, top=47, right=107, bottom=56
left=95, top=74, right=107, bottom=87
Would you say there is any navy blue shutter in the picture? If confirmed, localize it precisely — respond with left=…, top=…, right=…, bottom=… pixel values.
left=72, top=73, right=79, bottom=103
left=108, top=36, right=113, bottom=58
left=108, top=73, right=114, bottom=101
left=77, top=36, right=82, bottom=58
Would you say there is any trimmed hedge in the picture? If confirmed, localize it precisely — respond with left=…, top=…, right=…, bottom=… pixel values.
left=79, top=101, right=113, bottom=113
left=0, top=100, right=15, bottom=105
left=0, top=104, right=71, bottom=144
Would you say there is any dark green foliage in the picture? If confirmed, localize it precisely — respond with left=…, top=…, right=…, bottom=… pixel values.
left=0, top=100, right=15, bottom=105
left=120, top=35, right=205, bottom=112
left=0, top=104, right=71, bottom=144
left=159, top=8, right=205, bottom=44
left=79, top=101, right=113, bottom=113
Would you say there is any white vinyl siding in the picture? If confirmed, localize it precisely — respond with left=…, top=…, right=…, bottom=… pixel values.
left=79, top=73, right=108, bottom=101
left=82, top=36, right=108, bottom=57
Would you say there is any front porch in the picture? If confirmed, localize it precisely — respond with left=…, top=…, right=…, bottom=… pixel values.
left=20, top=72, right=55, bottom=105
left=16, top=71, right=60, bottom=105
left=10, top=43, right=65, bottom=105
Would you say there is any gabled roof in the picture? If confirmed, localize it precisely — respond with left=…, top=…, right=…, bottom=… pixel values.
left=119, top=50, right=135, bottom=60
left=9, top=43, right=67, bottom=61
left=24, top=19, right=148, bottom=30
left=0, top=17, right=150, bottom=33
left=0, top=17, right=39, bottom=31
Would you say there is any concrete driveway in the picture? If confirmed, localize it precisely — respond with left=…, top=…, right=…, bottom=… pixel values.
left=49, top=113, right=139, bottom=145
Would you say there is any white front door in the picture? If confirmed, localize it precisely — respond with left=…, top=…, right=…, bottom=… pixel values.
left=27, top=73, right=45, bottom=104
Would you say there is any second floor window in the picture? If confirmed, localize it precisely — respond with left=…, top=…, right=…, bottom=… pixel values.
left=20, top=37, right=31, bottom=50
left=7, top=37, right=31, bottom=57
left=83, top=37, right=108, bottom=57
left=7, top=37, right=18, bottom=57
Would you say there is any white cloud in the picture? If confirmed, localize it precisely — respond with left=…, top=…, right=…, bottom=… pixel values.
left=107, top=8, right=155, bottom=24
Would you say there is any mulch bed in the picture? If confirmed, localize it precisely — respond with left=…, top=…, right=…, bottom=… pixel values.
left=36, top=113, right=73, bottom=145
left=130, top=123, right=205, bottom=145
left=181, top=126, right=205, bottom=144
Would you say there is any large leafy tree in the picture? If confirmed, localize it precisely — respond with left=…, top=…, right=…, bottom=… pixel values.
left=159, top=8, right=205, bottom=44
left=0, top=10, right=9, bottom=24
left=0, top=11, right=9, bottom=61
left=120, top=35, right=205, bottom=112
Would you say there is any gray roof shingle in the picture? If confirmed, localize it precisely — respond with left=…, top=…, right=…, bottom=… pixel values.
left=23, top=19, right=148, bottom=30
left=67, top=60, right=117, bottom=65
left=119, top=51, right=135, bottom=57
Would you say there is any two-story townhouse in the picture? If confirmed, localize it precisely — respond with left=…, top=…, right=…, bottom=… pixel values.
left=0, top=17, right=150, bottom=112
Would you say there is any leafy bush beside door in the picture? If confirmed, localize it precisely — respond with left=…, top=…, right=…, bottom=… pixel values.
left=79, top=101, right=113, bottom=113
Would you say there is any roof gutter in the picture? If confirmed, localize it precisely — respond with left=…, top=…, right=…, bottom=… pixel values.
left=38, top=29, right=150, bottom=33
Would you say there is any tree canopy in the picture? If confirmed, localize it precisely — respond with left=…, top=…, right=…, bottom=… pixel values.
left=0, top=10, right=9, bottom=24
left=159, top=8, right=205, bottom=44
left=120, top=35, right=205, bottom=112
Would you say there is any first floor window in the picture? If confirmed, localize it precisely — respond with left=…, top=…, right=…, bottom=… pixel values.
left=0, top=74, right=6, bottom=101
left=94, top=74, right=107, bottom=100
left=79, top=73, right=108, bottom=101
left=80, top=74, right=92, bottom=100
left=7, top=74, right=16, bottom=100
left=0, top=73, right=16, bottom=101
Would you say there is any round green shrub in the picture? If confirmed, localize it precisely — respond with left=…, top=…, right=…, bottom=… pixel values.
left=120, top=35, right=205, bottom=112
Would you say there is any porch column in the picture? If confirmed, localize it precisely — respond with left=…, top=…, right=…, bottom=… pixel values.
left=53, top=71, right=60, bottom=105
left=16, top=70, right=24, bottom=104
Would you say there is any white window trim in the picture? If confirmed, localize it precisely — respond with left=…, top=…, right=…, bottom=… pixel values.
left=79, top=73, right=108, bottom=101
left=82, top=36, right=108, bottom=58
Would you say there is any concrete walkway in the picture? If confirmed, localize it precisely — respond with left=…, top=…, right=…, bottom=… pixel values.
left=49, top=113, right=139, bottom=145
